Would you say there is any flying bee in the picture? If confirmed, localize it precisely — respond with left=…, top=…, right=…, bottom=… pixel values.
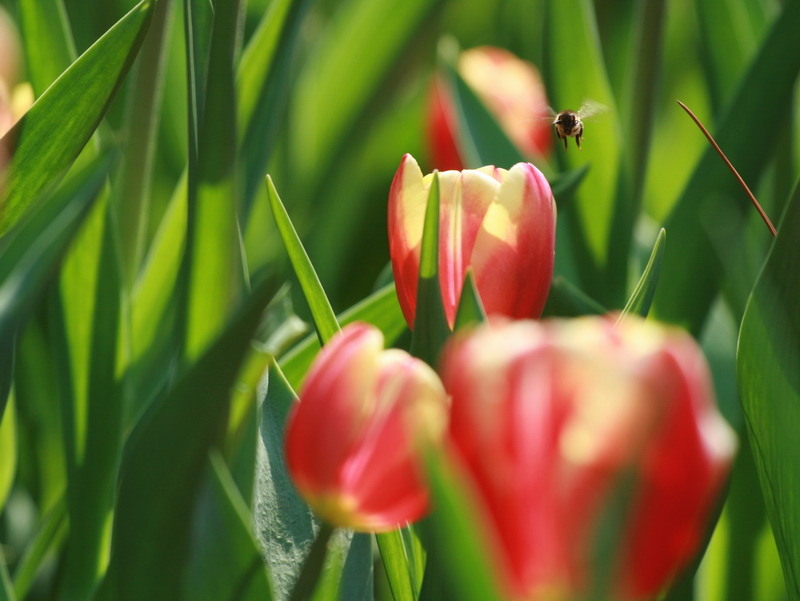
left=548, top=100, right=606, bottom=150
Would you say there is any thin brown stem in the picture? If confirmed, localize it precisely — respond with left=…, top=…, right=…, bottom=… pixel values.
left=677, top=100, right=777, bottom=237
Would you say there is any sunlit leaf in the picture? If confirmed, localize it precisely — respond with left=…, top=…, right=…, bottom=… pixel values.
left=617, top=228, right=666, bottom=322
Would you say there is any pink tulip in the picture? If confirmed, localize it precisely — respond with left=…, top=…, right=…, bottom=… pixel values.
left=427, top=46, right=552, bottom=171
left=285, top=322, right=449, bottom=532
left=388, top=153, right=555, bottom=329
left=439, top=316, right=736, bottom=600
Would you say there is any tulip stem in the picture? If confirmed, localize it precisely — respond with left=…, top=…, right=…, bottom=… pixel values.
left=677, top=100, right=777, bottom=237
left=288, top=523, right=335, bottom=601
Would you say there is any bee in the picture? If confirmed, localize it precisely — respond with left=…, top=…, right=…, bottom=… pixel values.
left=549, top=101, right=606, bottom=150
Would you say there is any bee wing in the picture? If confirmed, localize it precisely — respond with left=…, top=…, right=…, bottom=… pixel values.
left=576, top=99, right=607, bottom=119
left=539, top=106, right=558, bottom=121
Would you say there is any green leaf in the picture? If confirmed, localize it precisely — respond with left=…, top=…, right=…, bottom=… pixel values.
left=183, top=0, right=246, bottom=360
left=617, top=228, right=666, bottom=322
left=737, top=181, right=800, bottom=600
left=94, top=279, right=275, bottom=601
left=651, top=0, right=800, bottom=334
left=542, top=0, right=627, bottom=306
left=376, top=528, right=424, bottom=601
left=266, top=176, right=340, bottom=345
left=279, top=283, right=406, bottom=391
left=541, top=276, right=607, bottom=318
left=0, top=0, right=153, bottom=235
left=410, top=173, right=450, bottom=367
left=420, top=448, right=503, bottom=601
left=439, top=45, right=526, bottom=169
left=115, top=0, right=175, bottom=285
left=254, top=359, right=316, bottom=600
left=11, top=495, right=68, bottom=600
left=0, top=549, right=15, bottom=601
left=550, top=165, right=590, bottom=199
left=287, top=0, right=440, bottom=200
left=289, top=524, right=336, bottom=601
left=0, top=154, right=111, bottom=347
left=17, top=0, right=77, bottom=97
left=238, top=0, right=311, bottom=209
left=453, top=270, right=486, bottom=332
left=0, top=392, right=16, bottom=511
left=183, top=451, right=273, bottom=601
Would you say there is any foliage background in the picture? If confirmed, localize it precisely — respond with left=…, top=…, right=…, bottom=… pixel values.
left=0, top=0, right=798, bottom=600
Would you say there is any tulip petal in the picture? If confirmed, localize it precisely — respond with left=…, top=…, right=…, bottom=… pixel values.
left=471, top=162, right=555, bottom=320
left=285, top=324, right=382, bottom=495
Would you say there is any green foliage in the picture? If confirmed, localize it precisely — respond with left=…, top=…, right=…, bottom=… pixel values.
left=0, top=0, right=797, bottom=599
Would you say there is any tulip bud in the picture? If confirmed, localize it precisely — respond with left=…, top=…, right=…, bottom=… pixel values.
left=388, top=153, right=555, bottom=329
left=439, top=316, right=736, bottom=600
left=427, top=46, right=552, bottom=171
left=285, top=323, right=449, bottom=532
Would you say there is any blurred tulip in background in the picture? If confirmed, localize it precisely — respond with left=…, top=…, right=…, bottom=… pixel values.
left=427, top=46, right=552, bottom=171
left=440, top=316, right=736, bottom=600
left=388, top=153, right=555, bottom=329
left=284, top=323, right=449, bottom=532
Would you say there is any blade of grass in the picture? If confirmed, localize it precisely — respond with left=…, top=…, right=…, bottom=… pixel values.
left=266, top=176, right=340, bottom=345
left=616, top=228, right=666, bottom=322
left=17, top=0, right=77, bottom=97
left=0, top=0, right=153, bottom=235
left=409, top=173, right=450, bottom=367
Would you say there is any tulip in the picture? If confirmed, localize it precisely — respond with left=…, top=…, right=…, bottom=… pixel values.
left=439, top=316, right=736, bottom=600
left=388, top=153, right=555, bottom=329
left=284, top=322, right=449, bottom=532
left=427, top=46, right=552, bottom=171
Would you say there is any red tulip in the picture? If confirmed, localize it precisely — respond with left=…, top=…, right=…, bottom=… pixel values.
left=439, top=316, right=736, bottom=600
left=427, top=46, right=552, bottom=171
left=388, top=153, right=555, bottom=329
left=284, top=322, right=449, bottom=532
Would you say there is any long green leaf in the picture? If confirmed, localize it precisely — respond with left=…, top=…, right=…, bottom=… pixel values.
left=0, top=550, right=15, bottom=601
left=0, top=155, right=111, bottom=346
left=53, top=200, right=123, bottom=601
left=254, top=360, right=316, bottom=600
left=376, top=529, right=422, bottom=601
left=17, top=0, right=77, bottom=97
left=0, top=0, right=153, bottom=235
left=651, top=0, right=800, bottom=334
left=183, top=451, right=273, bottom=601
left=617, top=228, right=666, bottom=322
left=542, top=0, right=627, bottom=306
left=183, top=0, right=245, bottom=360
left=737, top=181, right=800, bottom=600
left=0, top=392, right=15, bottom=510
left=94, top=279, right=275, bottom=601
left=266, top=176, right=340, bottom=345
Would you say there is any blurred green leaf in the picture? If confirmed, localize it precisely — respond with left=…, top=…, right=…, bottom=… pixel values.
left=410, top=173, right=450, bottom=367
left=288, top=0, right=441, bottom=199
left=183, top=0, right=245, bottom=360
left=0, top=154, right=111, bottom=357
left=0, top=0, right=153, bottom=235
left=267, top=176, right=340, bottom=345
left=542, top=0, right=627, bottom=306
left=542, top=276, right=606, bottom=318
left=550, top=165, right=590, bottom=200
left=453, top=270, right=486, bottom=332
left=0, top=392, right=15, bottom=511
left=94, top=279, right=275, bottom=601
left=17, top=0, right=77, bottom=96
left=184, top=451, right=273, bottom=601
left=617, top=228, right=665, bottom=322
left=376, top=531, right=415, bottom=601
left=115, top=0, right=174, bottom=285
left=440, top=49, right=526, bottom=169
left=737, top=181, right=800, bottom=600
left=11, top=495, right=68, bottom=600
left=53, top=198, right=123, bottom=601
left=651, top=0, right=800, bottom=334
left=0, top=550, right=15, bottom=601
left=238, top=0, right=311, bottom=208
left=420, top=448, right=502, bottom=601
left=279, top=282, right=405, bottom=391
